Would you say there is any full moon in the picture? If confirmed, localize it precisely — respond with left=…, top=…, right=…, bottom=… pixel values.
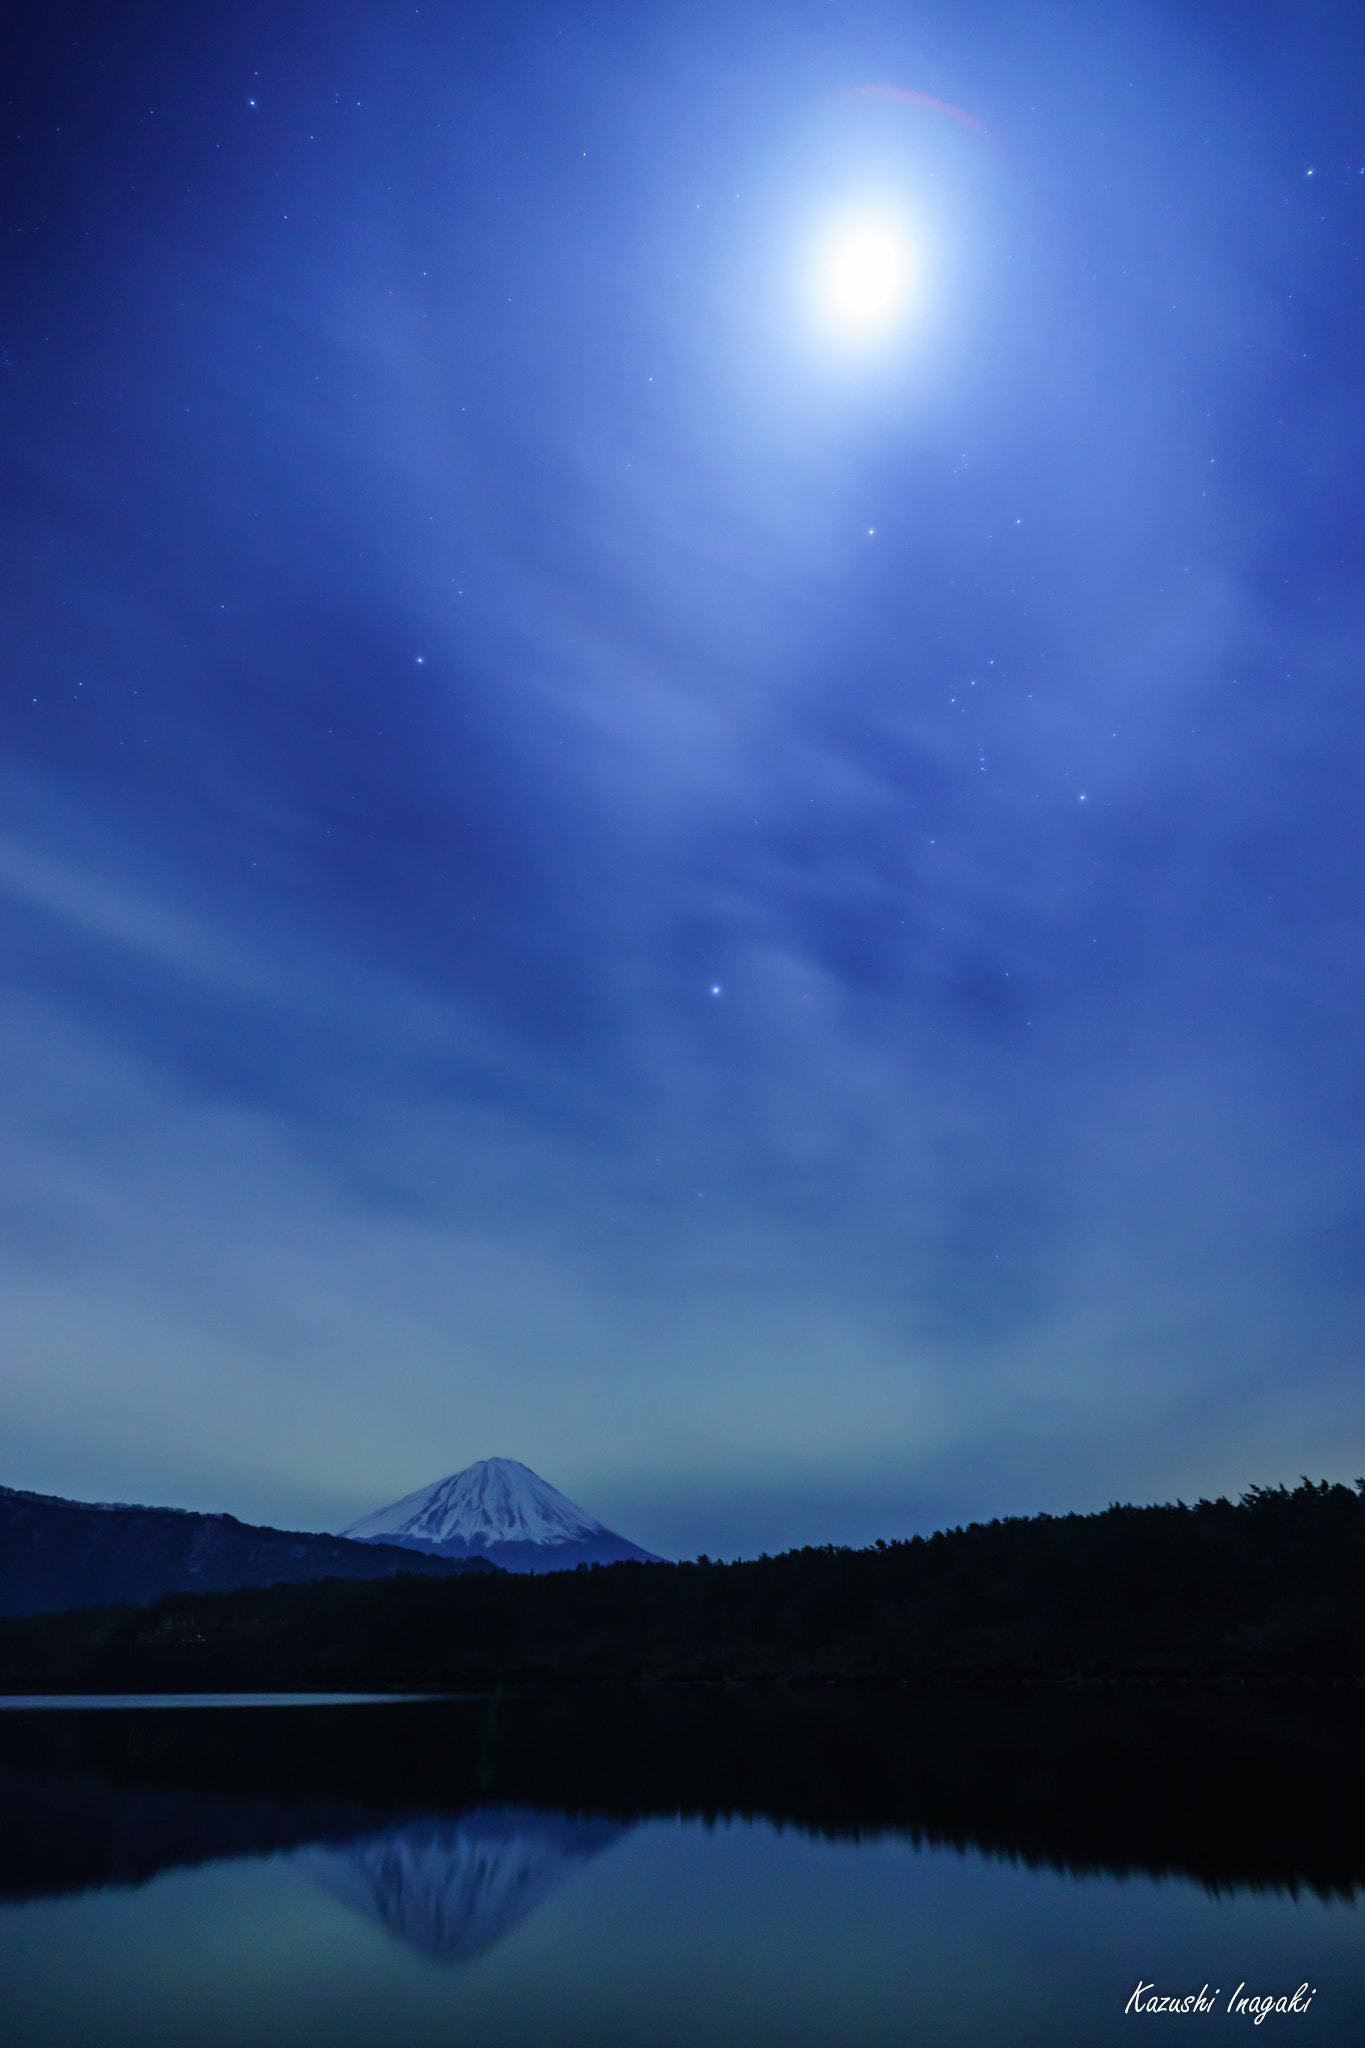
left=814, top=216, right=917, bottom=338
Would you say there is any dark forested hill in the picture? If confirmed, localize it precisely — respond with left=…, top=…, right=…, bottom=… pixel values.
left=0, top=1478, right=1362, bottom=1689
left=0, top=1484, right=494, bottom=1617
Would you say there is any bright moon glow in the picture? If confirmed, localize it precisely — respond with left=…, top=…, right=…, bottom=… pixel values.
left=814, top=217, right=917, bottom=338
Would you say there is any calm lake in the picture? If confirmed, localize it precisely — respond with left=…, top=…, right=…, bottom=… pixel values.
left=0, top=1686, right=1361, bottom=2046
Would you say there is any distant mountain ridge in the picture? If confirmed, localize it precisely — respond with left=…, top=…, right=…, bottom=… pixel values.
left=342, top=1458, right=662, bottom=1573
left=0, top=1483, right=492, bottom=1618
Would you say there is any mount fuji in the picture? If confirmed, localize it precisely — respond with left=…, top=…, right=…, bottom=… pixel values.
left=340, top=1458, right=663, bottom=1574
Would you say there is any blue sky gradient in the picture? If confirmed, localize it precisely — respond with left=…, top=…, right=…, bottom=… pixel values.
left=3, top=1, right=1365, bottom=1555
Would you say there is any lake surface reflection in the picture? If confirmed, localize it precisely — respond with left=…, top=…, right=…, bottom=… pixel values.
left=0, top=1686, right=1362, bottom=2045
left=298, top=1809, right=630, bottom=1961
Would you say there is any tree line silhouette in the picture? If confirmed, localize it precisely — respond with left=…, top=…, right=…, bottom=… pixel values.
left=0, top=1478, right=1362, bottom=1690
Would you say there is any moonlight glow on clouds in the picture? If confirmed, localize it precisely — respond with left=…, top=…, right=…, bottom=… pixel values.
left=1, top=0, right=1364, bottom=1558
left=812, top=213, right=921, bottom=337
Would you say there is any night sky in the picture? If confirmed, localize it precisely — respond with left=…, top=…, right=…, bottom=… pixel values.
left=3, top=2, right=1365, bottom=1559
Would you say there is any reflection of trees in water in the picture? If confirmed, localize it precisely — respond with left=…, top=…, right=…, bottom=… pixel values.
left=0, top=1686, right=1363, bottom=1910
left=298, top=1810, right=630, bottom=1962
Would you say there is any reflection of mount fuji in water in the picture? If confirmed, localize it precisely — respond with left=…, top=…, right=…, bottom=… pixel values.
left=4, top=1689, right=1364, bottom=1919
left=298, top=1809, right=630, bottom=1962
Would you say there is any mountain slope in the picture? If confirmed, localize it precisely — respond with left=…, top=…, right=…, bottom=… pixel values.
left=342, top=1458, right=662, bottom=1573
left=0, top=1484, right=493, bottom=1618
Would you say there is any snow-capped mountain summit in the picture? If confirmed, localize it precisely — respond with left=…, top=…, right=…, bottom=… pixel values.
left=347, top=1458, right=605, bottom=1551
left=341, top=1458, right=662, bottom=1573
